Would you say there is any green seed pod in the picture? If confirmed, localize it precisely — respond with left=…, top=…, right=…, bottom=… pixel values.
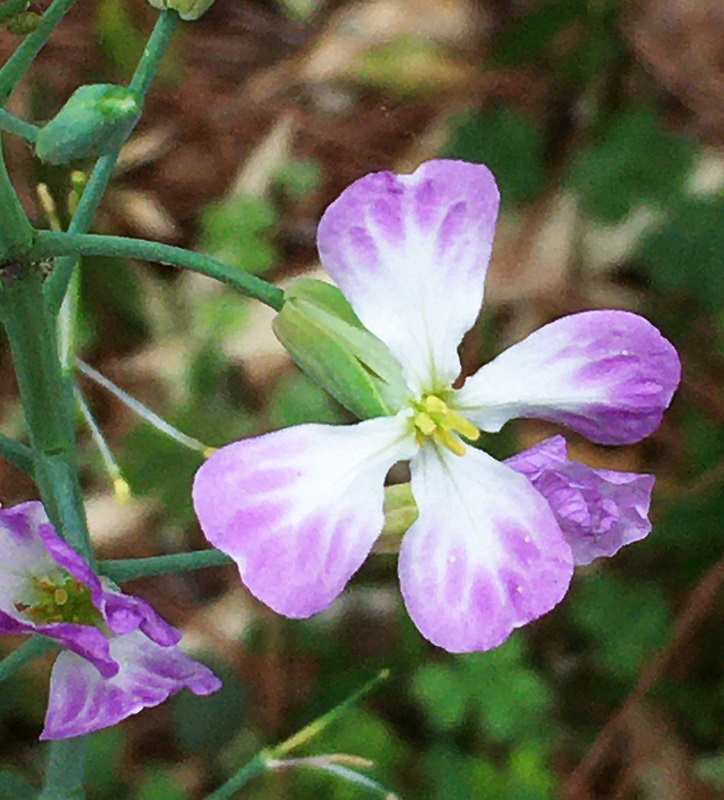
left=146, top=0, right=215, bottom=21
left=273, top=278, right=408, bottom=421
left=35, top=85, right=141, bottom=165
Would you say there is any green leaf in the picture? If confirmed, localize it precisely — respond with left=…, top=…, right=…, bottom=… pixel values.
left=198, top=194, right=278, bottom=276
left=444, top=109, right=546, bottom=206
left=570, top=572, right=670, bottom=679
left=635, top=197, right=724, bottom=310
left=410, top=663, right=469, bottom=732
left=275, top=158, right=322, bottom=200
left=84, top=727, right=128, bottom=798
left=173, top=666, right=246, bottom=756
left=569, top=107, right=696, bottom=222
left=0, top=770, right=38, bottom=800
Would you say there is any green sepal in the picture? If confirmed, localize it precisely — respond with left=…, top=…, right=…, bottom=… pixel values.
left=273, top=278, right=408, bottom=420
left=382, top=482, right=418, bottom=538
left=146, top=0, right=215, bottom=20
left=35, top=84, right=141, bottom=165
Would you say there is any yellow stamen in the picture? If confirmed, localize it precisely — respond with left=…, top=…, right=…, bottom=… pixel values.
left=414, top=411, right=436, bottom=436
left=437, top=429, right=466, bottom=456
left=54, top=589, right=68, bottom=606
left=411, top=391, right=480, bottom=456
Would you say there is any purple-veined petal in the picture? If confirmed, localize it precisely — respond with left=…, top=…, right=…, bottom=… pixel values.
left=99, top=589, right=181, bottom=647
left=455, top=311, right=681, bottom=444
left=505, top=437, right=655, bottom=564
left=317, top=159, right=500, bottom=394
left=0, top=502, right=59, bottom=609
left=503, top=435, right=568, bottom=479
left=33, top=508, right=180, bottom=646
left=193, top=415, right=416, bottom=618
left=399, top=444, right=573, bottom=652
left=41, top=630, right=221, bottom=739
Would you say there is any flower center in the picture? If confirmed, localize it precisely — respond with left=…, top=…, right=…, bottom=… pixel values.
left=15, top=572, right=102, bottom=626
left=411, top=393, right=480, bottom=456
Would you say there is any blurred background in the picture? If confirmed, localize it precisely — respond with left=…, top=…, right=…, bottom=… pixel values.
left=0, top=0, right=722, bottom=797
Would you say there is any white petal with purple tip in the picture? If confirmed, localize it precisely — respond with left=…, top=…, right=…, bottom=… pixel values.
left=456, top=311, right=681, bottom=444
left=41, top=630, right=221, bottom=739
left=193, top=415, right=416, bottom=618
left=399, top=445, right=573, bottom=652
left=317, top=160, right=500, bottom=394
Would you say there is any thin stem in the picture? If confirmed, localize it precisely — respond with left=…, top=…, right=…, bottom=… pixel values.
left=0, top=636, right=55, bottom=684
left=205, top=754, right=270, bottom=800
left=0, top=138, right=35, bottom=259
left=34, top=231, right=285, bottom=310
left=0, top=432, right=34, bottom=475
left=0, top=106, right=39, bottom=141
left=101, top=549, right=232, bottom=582
left=206, top=670, right=391, bottom=799
left=0, top=265, right=93, bottom=562
left=39, top=738, right=87, bottom=800
left=76, top=359, right=212, bottom=455
left=0, top=0, right=79, bottom=105
left=43, top=10, right=180, bottom=316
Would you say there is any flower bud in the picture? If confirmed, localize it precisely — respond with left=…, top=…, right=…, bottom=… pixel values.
left=273, top=278, right=408, bottom=420
left=35, top=85, right=141, bottom=165
left=146, top=0, right=215, bottom=20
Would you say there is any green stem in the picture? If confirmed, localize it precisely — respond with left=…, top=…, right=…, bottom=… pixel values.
left=0, top=138, right=35, bottom=259
left=0, top=106, right=39, bottom=140
left=0, top=432, right=34, bottom=475
left=0, top=265, right=92, bottom=562
left=0, top=0, right=30, bottom=26
left=43, top=10, right=180, bottom=316
left=101, top=549, right=232, bottom=582
left=205, top=754, right=270, bottom=800
left=39, top=738, right=87, bottom=800
left=0, top=637, right=55, bottom=684
left=34, top=231, right=285, bottom=310
left=206, top=670, right=391, bottom=799
left=0, top=0, right=79, bottom=105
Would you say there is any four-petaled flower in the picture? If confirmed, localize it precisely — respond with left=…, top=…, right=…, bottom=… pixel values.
left=193, top=160, right=680, bottom=652
left=0, top=501, right=221, bottom=739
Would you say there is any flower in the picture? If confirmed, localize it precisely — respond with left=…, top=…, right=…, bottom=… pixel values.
left=193, top=160, right=680, bottom=653
left=0, top=501, right=221, bottom=739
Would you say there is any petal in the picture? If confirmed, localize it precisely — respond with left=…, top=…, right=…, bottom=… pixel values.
left=399, top=445, right=573, bottom=652
left=99, top=589, right=181, bottom=647
left=526, top=463, right=654, bottom=565
left=0, top=502, right=58, bottom=609
left=193, top=415, right=415, bottom=618
left=317, top=159, right=500, bottom=394
left=456, top=311, right=681, bottom=444
left=41, top=630, right=221, bottom=739
left=503, top=435, right=568, bottom=480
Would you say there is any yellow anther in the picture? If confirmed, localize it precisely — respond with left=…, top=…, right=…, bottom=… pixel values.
left=114, top=478, right=132, bottom=504
left=423, top=396, right=449, bottom=415
left=438, top=429, right=466, bottom=456
left=414, top=412, right=437, bottom=436
left=54, top=589, right=68, bottom=606
left=445, top=410, right=480, bottom=441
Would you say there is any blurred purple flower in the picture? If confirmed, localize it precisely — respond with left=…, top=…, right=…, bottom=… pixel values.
left=0, top=501, right=221, bottom=739
left=193, top=159, right=680, bottom=653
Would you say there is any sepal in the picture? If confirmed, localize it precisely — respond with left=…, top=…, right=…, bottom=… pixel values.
left=146, top=0, right=216, bottom=20
left=273, top=278, right=408, bottom=420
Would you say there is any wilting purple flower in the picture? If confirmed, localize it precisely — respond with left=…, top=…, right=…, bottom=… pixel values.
left=0, top=502, right=221, bottom=739
left=505, top=436, right=655, bottom=566
left=193, top=160, right=680, bottom=652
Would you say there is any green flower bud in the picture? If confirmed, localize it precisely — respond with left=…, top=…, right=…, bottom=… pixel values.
left=273, top=278, right=408, bottom=421
left=146, top=0, right=215, bottom=21
left=35, top=85, right=141, bottom=165
left=6, top=11, right=42, bottom=34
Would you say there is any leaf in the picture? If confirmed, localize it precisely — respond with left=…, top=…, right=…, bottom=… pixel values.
left=570, top=572, right=670, bottom=679
left=444, top=109, right=546, bottom=206
left=569, top=107, right=696, bottom=223
left=635, top=197, right=724, bottom=310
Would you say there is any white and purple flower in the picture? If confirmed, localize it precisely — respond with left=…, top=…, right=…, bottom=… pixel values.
left=0, top=501, right=221, bottom=739
left=193, top=160, right=680, bottom=653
